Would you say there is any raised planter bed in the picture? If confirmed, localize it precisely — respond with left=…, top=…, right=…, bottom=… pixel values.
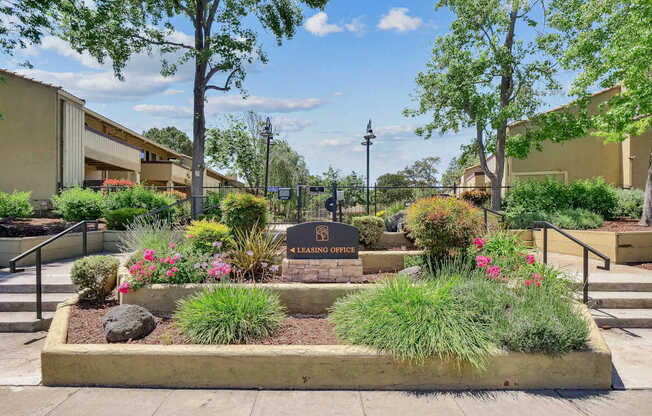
left=42, top=295, right=612, bottom=390
left=0, top=231, right=104, bottom=267
left=359, top=250, right=423, bottom=274
left=531, top=229, right=652, bottom=264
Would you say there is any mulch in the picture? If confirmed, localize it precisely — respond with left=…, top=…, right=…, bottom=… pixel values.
left=67, top=300, right=340, bottom=345
left=594, top=220, right=652, bottom=232
left=0, top=217, right=106, bottom=237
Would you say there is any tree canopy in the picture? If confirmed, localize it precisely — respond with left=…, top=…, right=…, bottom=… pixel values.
left=398, top=156, right=440, bottom=186
left=143, top=126, right=193, bottom=156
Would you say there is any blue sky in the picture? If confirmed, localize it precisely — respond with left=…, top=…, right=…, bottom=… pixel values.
left=7, top=1, right=576, bottom=182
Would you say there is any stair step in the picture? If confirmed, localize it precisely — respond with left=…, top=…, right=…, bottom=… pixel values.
left=0, top=312, right=54, bottom=332
left=589, top=282, right=652, bottom=292
left=0, top=293, right=74, bottom=312
left=0, top=283, right=77, bottom=293
left=590, top=292, right=652, bottom=309
left=592, top=308, right=652, bottom=328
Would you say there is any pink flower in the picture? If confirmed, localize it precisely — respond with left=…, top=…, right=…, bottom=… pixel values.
left=473, top=238, right=486, bottom=250
left=486, top=265, right=501, bottom=279
left=171, top=266, right=178, bottom=273
left=143, top=249, right=155, bottom=261
left=166, top=270, right=174, bottom=277
left=221, top=264, right=231, bottom=275
left=532, top=273, right=542, bottom=281
left=526, top=254, right=536, bottom=265
left=149, top=265, right=156, bottom=271
left=188, top=234, right=194, bottom=239
left=525, top=278, right=542, bottom=288
left=169, top=242, right=176, bottom=249
left=476, top=255, right=492, bottom=268
left=118, top=281, right=131, bottom=294
left=525, top=279, right=532, bottom=288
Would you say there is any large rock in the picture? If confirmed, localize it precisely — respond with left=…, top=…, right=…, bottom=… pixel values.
left=386, top=211, right=406, bottom=232
left=102, top=304, right=156, bottom=343
left=399, top=265, right=423, bottom=280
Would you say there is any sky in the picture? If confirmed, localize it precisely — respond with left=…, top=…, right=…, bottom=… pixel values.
left=6, top=1, right=578, bottom=183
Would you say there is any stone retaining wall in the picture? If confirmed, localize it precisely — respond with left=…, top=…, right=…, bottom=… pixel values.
left=281, top=258, right=364, bottom=283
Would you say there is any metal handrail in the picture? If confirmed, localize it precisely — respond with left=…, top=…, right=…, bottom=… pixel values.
left=8, top=220, right=99, bottom=320
left=482, top=207, right=505, bottom=230
left=532, top=221, right=610, bottom=304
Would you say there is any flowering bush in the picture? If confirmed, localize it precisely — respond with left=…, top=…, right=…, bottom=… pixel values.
left=230, top=226, right=283, bottom=280
left=406, top=196, right=484, bottom=257
left=461, top=189, right=490, bottom=207
left=470, top=232, right=542, bottom=285
left=220, top=192, right=268, bottom=233
left=103, top=178, right=136, bottom=188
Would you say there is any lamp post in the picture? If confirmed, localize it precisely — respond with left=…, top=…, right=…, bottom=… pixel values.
left=361, top=120, right=375, bottom=215
left=262, top=117, right=275, bottom=197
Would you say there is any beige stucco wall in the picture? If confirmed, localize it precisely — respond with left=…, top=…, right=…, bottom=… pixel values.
left=0, top=73, right=60, bottom=204
left=61, top=101, right=85, bottom=187
left=629, top=128, right=652, bottom=190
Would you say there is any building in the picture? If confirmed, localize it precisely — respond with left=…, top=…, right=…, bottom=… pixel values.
left=456, top=85, right=652, bottom=194
left=0, top=70, right=242, bottom=208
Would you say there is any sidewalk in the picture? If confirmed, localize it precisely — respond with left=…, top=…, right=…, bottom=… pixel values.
left=2, top=386, right=652, bottom=416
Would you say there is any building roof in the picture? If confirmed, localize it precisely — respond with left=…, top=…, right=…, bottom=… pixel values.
left=0, top=69, right=86, bottom=106
left=508, top=85, right=622, bottom=128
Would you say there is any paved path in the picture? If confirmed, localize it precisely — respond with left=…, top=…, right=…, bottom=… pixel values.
left=2, top=386, right=652, bottom=415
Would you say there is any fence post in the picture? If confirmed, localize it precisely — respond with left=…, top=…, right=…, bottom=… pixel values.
left=332, top=182, right=337, bottom=222
left=297, top=186, right=303, bottom=223
left=35, top=248, right=42, bottom=321
left=374, top=184, right=377, bottom=215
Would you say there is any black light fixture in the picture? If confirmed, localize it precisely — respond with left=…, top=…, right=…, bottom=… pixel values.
left=361, top=120, right=376, bottom=214
left=262, top=117, right=275, bottom=197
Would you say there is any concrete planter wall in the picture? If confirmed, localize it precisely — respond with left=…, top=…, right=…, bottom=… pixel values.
left=0, top=231, right=104, bottom=267
left=42, top=302, right=612, bottom=390
left=532, top=229, right=652, bottom=264
left=359, top=250, right=423, bottom=274
left=371, top=232, right=415, bottom=250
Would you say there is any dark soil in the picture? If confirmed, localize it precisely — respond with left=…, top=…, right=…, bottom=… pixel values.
left=595, top=220, right=652, bottom=232
left=0, top=217, right=104, bottom=237
left=629, top=262, right=652, bottom=271
left=67, top=300, right=340, bottom=345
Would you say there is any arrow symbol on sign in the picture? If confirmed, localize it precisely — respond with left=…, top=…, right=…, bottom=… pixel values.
left=290, top=248, right=295, bottom=253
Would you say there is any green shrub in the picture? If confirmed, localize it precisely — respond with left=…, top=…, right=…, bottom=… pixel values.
left=550, top=208, right=603, bottom=229
left=330, top=276, right=491, bottom=368
left=185, top=219, right=232, bottom=254
left=220, top=192, right=268, bottom=232
left=0, top=190, right=33, bottom=218
left=352, top=216, right=385, bottom=247
left=118, top=217, right=184, bottom=255
left=175, top=286, right=286, bottom=344
left=203, top=191, right=225, bottom=220
left=52, top=187, right=105, bottom=221
left=104, top=208, right=147, bottom=230
left=504, top=178, right=618, bottom=220
left=613, top=188, right=644, bottom=219
left=105, top=186, right=176, bottom=213
left=70, top=255, right=120, bottom=303
left=406, top=196, right=484, bottom=257
left=461, top=189, right=490, bottom=207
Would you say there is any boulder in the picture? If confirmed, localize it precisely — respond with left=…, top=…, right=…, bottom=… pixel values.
left=386, top=211, right=406, bottom=232
left=102, top=304, right=156, bottom=343
left=399, top=265, right=423, bottom=280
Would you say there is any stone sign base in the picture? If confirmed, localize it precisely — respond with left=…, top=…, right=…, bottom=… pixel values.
left=282, top=258, right=364, bottom=283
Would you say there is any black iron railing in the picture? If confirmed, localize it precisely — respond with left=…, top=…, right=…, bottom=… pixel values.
left=533, top=221, right=610, bottom=304
left=482, top=207, right=505, bottom=230
left=9, top=220, right=99, bottom=320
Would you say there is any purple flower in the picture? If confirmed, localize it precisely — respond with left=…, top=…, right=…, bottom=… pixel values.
left=246, top=250, right=254, bottom=257
left=270, top=265, right=280, bottom=273
left=261, top=262, right=268, bottom=268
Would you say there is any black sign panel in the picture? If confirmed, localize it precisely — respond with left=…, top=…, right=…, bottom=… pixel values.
left=278, top=188, right=292, bottom=200
left=309, top=186, right=325, bottom=193
left=287, top=222, right=359, bottom=259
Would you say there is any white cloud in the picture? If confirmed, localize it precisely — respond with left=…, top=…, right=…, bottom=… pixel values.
left=24, top=36, right=104, bottom=69
left=16, top=68, right=180, bottom=101
left=162, top=88, right=185, bottom=95
left=377, top=8, right=422, bottom=33
left=345, top=17, right=367, bottom=34
left=305, top=12, right=343, bottom=37
left=272, top=116, right=314, bottom=133
left=133, top=104, right=192, bottom=118
left=205, top=95, right=325, bottom=113
left=319, top=138, right=351, bottom=147
left=332, top=91, right=343, bottom=97
left=375, top=124, right=418, bottom=137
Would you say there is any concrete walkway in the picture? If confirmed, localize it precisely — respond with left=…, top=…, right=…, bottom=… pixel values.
left=2, top=386, right=652, bottom=415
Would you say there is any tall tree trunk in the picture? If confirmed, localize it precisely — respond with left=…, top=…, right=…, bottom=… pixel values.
left=191, top=4, right=206, bottom=218
left=640, top=152, right=652, bottom=226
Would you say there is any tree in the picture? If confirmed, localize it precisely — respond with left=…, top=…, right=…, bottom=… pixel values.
left=405, top=0, right=561, bottom=210
left=206, top=112, right=266, bottom=189
left=58, top=0, right=328, bottom=215
left=399, top=156, right=440, bottom=186
left=143, top=126, right=193, bottom=156
left=441, top=140, right=479, bottom=186
left=513, top=0, right=652, bottom=225
left=376, top=173, right=413, bottom=204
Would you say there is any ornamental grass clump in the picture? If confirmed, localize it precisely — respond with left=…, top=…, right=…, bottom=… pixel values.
left=406, top=196, right=484, bottom=257
left=329, top=276, right=492, bottom=369
left=175, top=286, right=285, bottom=344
